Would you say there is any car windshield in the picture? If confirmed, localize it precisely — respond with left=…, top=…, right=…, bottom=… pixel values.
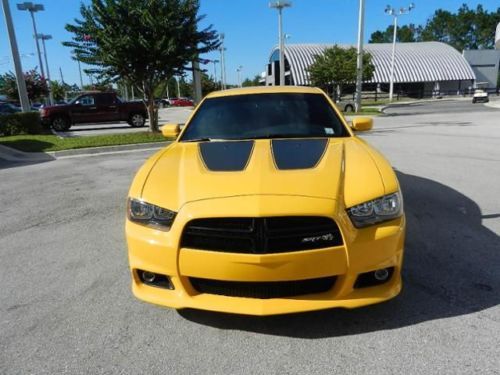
left=180, top=93, right=349, bottom=141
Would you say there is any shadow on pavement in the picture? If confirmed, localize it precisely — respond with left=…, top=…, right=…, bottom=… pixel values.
left=179, top=171, right=500, bottom=338
left=0, top=141, right=55, bottom=170
left=0, top=157, right=53, bottom=170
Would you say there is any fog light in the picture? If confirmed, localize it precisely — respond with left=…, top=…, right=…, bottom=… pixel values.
left=374, top=268, right=390, bottom=281
left=354, top=267, right=395, bottom=289
left=137, top=269, right=174, bottom=290
left=142, top=271, right=156, bottom=283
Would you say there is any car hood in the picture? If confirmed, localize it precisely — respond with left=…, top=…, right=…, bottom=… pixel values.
left=139, top=138, right=398, bottom=211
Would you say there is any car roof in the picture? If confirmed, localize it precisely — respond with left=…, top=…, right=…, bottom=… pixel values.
left=206, top=85, right=325, bottom=99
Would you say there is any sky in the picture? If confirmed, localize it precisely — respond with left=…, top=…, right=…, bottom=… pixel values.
left=1, top=0, right=499, bottom=87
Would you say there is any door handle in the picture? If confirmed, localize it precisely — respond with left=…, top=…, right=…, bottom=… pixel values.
left=109, top=106, right=117, bottom=109
left=90, top=107, right=97, bottom=110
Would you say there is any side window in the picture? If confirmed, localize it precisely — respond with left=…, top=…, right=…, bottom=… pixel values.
left=96, top=94, right=116, bottom=105
left=78, top=95, right=95, bottom=106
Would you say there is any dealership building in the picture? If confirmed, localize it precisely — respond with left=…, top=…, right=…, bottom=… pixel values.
left=463, top=22, right=500, bottom=90
left=263, top=41, right=479, bottom=97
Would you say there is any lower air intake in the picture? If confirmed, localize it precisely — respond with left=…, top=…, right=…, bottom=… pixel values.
left=189, top=276, right=337, bottom=299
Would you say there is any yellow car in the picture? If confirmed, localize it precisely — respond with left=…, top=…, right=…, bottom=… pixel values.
left=126, top=86, right=405, bottom=316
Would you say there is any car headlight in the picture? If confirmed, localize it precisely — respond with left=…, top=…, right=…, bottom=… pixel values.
left=127, top=198, right=176, bottom=230
left=347, top=192, right=403, bottom=228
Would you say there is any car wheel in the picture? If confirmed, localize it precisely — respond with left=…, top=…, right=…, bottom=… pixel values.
left=129, top=113, right=146, bottom=127
left=472, top=98, right=476, bottom=104
left=344, top=104, right=354, bottom=112
left=51, top=116, right=71, bottom=131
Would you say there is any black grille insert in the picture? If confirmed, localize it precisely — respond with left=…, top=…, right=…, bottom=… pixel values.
left=189, top=276, right=337, bottom=299
left=181, top=216, right=342, bottom=254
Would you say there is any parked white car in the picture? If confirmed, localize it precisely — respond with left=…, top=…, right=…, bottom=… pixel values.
left=472, top=89, right=489, bottom=103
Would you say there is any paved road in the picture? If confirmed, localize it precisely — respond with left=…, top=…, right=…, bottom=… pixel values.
left=64, top=107, right=193, bottom=136
left=1, top=102, right=499, bottom=374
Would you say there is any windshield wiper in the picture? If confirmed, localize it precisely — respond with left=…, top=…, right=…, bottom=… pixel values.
left=182, top=137, right=230, bottom=143
left=239, top=134, right=314, bottom=140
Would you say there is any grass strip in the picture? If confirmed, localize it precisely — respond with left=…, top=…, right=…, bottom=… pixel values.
left=0, top=132, right=168, bottom=152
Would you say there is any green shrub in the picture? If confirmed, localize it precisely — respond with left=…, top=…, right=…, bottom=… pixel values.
left=0, top=112, right=46, bottom=136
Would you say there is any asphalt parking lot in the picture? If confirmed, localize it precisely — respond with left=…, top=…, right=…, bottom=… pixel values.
left=1, top=101, right=499, bottom=374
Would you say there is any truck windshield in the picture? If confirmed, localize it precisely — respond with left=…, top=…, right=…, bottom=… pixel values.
left=180, top=93, right=349, bottom=141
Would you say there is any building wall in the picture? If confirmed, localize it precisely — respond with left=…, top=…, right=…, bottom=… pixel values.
left=463, top=50, right=500, bottom=88
left=496, top=22, right=500, bottom=50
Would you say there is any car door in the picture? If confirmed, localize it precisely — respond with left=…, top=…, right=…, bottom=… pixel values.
left=71, top=95, right=100, bottom=124
left=95, top=94, right=121, bottom=122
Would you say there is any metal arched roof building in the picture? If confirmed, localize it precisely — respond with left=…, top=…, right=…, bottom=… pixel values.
left=266, top=42, right=475, bottom=87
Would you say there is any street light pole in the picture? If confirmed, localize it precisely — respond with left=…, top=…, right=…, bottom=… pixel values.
left=355, top=0, right=365, bottom=112
left=17, top=3, right=45, bottom=80
left=38, top=33, right=53, bottom=105
left=236, top=65, right=243, bottom=87
left=385, top=3, right=415, bottom=102
left=212, top=59, right=219, bottom=89
left=77, top=59, right=84, bottom=89
left=219, top=33, right=227, bottom=90
left=269, top=1, right=291, bottom=86
left=1, top=0, right=30, bottom=111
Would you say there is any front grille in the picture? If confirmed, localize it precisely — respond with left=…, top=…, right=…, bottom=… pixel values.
left=189, top=276, right=337, bottom=299
left=181, top=216, right=342, bottom=254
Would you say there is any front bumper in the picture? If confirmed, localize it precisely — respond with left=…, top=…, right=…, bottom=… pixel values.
left=473, top=96, right=489, bottom=103
left=126, top=195, right=405, bottom=315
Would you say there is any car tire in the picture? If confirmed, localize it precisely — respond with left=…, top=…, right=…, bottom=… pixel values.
left=129, top=113, right=146, bottom=127
left=51, top=116, right=71, bottom=131
left=472, top=98, right=476, bottom=104
left=344, top=104, right=354, bottom=112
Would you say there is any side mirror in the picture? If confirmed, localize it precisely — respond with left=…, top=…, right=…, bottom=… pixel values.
left=161, top=123, right=180, bottom=138
left=74, top=100, right=81, bottom=106
left=351, top=117, right=373, bottom=132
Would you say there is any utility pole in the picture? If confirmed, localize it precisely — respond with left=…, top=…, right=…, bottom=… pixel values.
left=76, top=59, right=84, bottom=89
left=59, top=67, right=64, bottom=84
left=385, top=3, right=415, bottom=102
left=59, top=67, right=67, bottom=102
left=176, top=77, right=181, bottom=98
left=1, top=0, right=30, bottom=111
left=269, top=1, right=291, bottom=86
left=354, top=0, right=365, bottom=112
left=38, top=33, right=53, bottom=105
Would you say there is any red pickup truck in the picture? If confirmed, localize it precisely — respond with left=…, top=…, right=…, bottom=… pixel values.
left=40, top=92, right=148, bottom=131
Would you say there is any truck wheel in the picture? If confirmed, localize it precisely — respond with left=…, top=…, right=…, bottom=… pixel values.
left=129, top=113, right=146, bottom=127
left=51, top=116, right=71, bottom=131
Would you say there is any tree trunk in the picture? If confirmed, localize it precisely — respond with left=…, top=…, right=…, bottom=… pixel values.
left=146, top=97, right=159, bottom=132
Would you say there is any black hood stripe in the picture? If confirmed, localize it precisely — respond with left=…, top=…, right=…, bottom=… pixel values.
left=199, top=141, right=254, bottom=171
left=271, top=139, right=328, bottom=170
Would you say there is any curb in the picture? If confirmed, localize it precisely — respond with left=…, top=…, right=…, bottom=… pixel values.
left=379, top=97, right=478, bottom=113
left=0, top=141, right=171, bottom=162
left=48, top=141, right=170, bottom=157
